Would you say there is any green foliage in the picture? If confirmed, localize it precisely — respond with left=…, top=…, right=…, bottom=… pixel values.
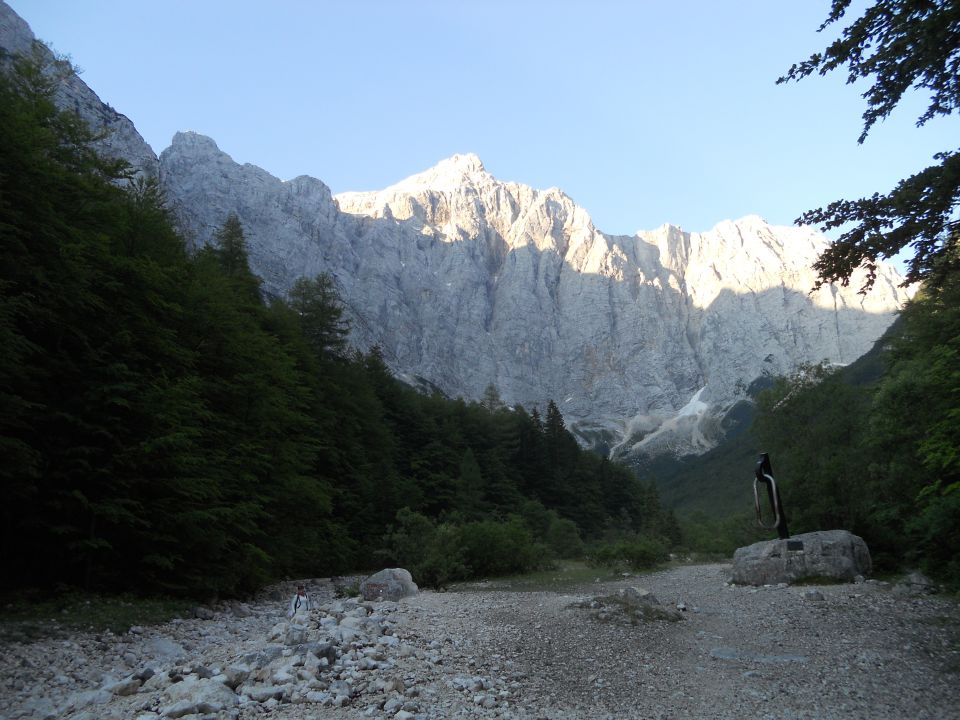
left=755, top=363, right=873, bottom=533
left=586, top=535, right=669, bottom=571
left=779, top=0, right=960, bottom=291
left=452, top=560, right=617, bottom=592
left=379, top=509, right=549, bottom=588
left=0, top=592, right=194, bottom=642
left=545, top=515, right=584, bottom=559
left=211, top=212, right=261, bottom=301
left=677, top=512, right=769, bottom=557
left=457, top=517, right=549, bottom=577
left=641, top=383, right=778, bottom=519
left=751, top=277, right=960, bottom=588
left=0, top=50, right=669, bottom=599
left=288, top=273, right=349, bottom=359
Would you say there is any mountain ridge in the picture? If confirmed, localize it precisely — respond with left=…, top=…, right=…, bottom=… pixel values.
left=158, top=132, right=910, bottom=459
left=0, top=1, right=913, bottom=460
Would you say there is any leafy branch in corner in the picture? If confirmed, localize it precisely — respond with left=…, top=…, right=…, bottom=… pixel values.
left=778, top=0, right=960, bottom=293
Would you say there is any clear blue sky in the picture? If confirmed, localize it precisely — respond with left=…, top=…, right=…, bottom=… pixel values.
left=7, top=0, right=954, bottom=238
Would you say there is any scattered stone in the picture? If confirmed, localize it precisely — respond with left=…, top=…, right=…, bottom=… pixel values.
left=803, top=590, right=825, bottom=602
left=192, top=606, right=215, bottom=621
left=59, top=689, right=112, bottom=713
left=227, top=601, right=254, bottom=618
left=243, top=684, right=287, bottom=703
left=894, top=571, right=938, bottom=596
left=220, top=664, right=250, bottom=690
left=103, top=675, right=141, bottom=696
left=160, top=677, right=237, bottom=717
left=133, top=667, right=156, bottom=682
left=145, top=637, right=186, bottom=662
left=572, top=587, right=684, bottom=624
left=0, top=565, right=957, bottom=720
left=710, top=647, right=808, bottom=664
left=14, top=697, right=57, bottom=720
left=284, top=623, right=308, bottom=646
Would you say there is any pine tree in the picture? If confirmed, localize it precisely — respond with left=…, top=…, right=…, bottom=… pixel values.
left=480, top=383, right=504, bottom=412
left=212, top=213, right=261, bottom=302
left=288, top=274, right=349, bottom=359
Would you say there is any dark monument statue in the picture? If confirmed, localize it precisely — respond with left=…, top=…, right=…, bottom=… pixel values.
left=733, top=452, right=872, bottom=585
left=753, top=452, right=790, bottom=540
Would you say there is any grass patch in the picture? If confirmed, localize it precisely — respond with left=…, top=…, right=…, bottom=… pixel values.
left=333, top=579, right=361, bottom=598
left=0, top=591, right=194, bottom=643
left=449, top=560, right=631, bottom=593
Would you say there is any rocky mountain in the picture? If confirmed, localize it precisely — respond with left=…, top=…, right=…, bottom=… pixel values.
left=0, top=1, right=157, bottom=178
left=160, top=134, right=910, bottom=457
left=1, top=1, right=912, bottom=459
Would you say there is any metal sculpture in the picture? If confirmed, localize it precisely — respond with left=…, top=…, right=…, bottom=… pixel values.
left=754, top=452, right=790, bottom=540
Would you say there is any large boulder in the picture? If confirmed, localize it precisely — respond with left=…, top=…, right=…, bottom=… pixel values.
left=732, top=530, right=871, bottom=586
left=160, top=677, right=237, bottom=718
left=360, top=568, right=419, bottom=602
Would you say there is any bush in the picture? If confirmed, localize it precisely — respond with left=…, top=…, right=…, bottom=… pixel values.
left=911, top=487, right=960, bottom=592
left=414, top=523, right=469, bottom=589
left=457, top=517, right=550, bottom=577
left=378, top=510, right=550, bottom=588
left=378, top=508, right=437, bottom=568
left=587, top=535, right=669, bottom=571
left=678, top=512, right=769, bottom=557
left=621, top=536, right=669, bottom=569
left=545, top=516, right=584, bottom=559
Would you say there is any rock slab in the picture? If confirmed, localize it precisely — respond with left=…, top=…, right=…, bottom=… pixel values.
left=360, top=568, right=419, bottom=601
left=732, top=529, right=872, bottom=586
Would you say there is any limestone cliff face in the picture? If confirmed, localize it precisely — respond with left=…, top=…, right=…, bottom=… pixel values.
left=159, top=135, right=911, bottom=457
left=0, top=0, right=157, bottom=177
left=1, top=1, right=911, bottom=458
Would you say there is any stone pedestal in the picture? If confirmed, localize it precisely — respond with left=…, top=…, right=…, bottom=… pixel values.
left=732, top=529, right=871, bottom=586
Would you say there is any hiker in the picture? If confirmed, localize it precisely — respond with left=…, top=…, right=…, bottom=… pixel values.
left=287, top=583, right=312, bottom=618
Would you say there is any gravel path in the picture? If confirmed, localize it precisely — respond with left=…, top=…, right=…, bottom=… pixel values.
left=2, top=563, right=958, bottom=720
left=401, top=564, right=960, bottom=719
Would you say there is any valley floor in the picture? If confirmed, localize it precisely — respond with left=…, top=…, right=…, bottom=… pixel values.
left=2, top=564, right=958, bottom=719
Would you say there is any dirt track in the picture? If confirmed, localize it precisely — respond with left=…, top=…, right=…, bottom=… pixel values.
left=395, top=563, right=960, bottom=719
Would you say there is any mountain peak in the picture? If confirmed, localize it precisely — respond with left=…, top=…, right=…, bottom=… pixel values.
left=439, top=152, right=485, bottom=173
left=377, top=152, right=490, bottom=194
left=171, top=131, right=221, bottom=152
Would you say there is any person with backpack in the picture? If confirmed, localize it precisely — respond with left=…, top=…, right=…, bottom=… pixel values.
left=287, top=583, right=312, bottom=619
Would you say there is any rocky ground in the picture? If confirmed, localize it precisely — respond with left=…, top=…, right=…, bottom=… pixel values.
left=1, top=563, right=958, bottom=720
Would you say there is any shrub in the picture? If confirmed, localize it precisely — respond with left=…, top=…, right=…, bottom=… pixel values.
left=457, top=517, right=549, bottom=577
left=415, top=523, right=469, bottom=589
left=545, top=516, right=584, bottom=559
left=378, top=508, right=438, bottom=568
left=587, top=535, right=669, bottom=571
left=378, top=511, right=551, bottom=588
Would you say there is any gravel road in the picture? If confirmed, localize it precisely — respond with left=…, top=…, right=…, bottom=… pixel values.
left=402, top=563, right=960, bottom=719
left=2, top=563, right=958, bottom=720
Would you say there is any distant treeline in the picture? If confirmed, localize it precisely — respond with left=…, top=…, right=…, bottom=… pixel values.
left=0, top=52, right=677, bottom=597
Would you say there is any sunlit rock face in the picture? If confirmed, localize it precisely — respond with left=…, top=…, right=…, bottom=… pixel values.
left=0, top=1, right=911, bottom=459
left=159, top=137, right=911, bottom=458
left=0, top=1, right=158, bottom=178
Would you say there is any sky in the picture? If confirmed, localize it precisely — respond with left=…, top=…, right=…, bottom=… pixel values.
left=6, top=0, right=954, bottom=241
